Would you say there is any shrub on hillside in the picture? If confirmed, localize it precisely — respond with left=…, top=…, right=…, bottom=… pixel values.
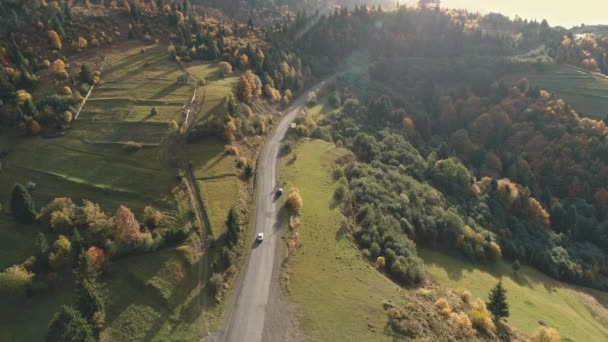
left=46, top=305, right=94, bottom=342
left=209, top=272, right=224, bottom=298
left=467, top=298, right=496, bottom=335
left=449, top=311, right=473, bottom=332
left=531, top=327, right=561, bottom=342
left=434, top=297, right=452, bottom=316
left=219, top=61, right=233, bottom=77
left=286, top=188, right=303, bottom=214
left=0, top=265, right=34, bottom=296
left=143, top=206, right=164, bottom=228
left=458, top=288, right=472, bottom=305
left=48, top=235, right=72, bottom=271
left=38, top=197, right=76, bottom=227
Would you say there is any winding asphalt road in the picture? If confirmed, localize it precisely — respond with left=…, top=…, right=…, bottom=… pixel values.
left=215, top=81, right=327, bottom=342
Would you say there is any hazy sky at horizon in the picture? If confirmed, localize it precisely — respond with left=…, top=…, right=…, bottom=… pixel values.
left=405, top=0, right=607, bottom=28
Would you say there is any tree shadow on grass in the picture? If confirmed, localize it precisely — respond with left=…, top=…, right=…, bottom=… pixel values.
left=149, top=83, right=186, bottom=101
left=421, top=249, right=558, bottom=293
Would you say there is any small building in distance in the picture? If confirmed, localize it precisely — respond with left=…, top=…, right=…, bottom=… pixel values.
left=150, top=106, right=158, bottom=116
left=176, top=75, right=189, bottom=85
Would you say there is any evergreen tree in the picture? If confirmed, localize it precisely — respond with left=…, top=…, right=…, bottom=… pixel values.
left=0, top=66, right=14, bottom=102
left=46, top=305, right=95, bottom=342
left=487, top=280, right=509, bottom=321
left=74, top=253, right=105, bottom=331
left=36, top=232, right=49, bottom=258
left=79, top=64, right=93, bottom=85
left=225, top=207, right=240, bottom=247
left=11, top=183, right=36, bottom=223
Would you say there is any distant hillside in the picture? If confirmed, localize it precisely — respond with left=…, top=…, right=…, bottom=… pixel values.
left=572, top=25, right=608, bottom=36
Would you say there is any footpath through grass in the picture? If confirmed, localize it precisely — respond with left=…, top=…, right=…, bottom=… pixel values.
left=421, top=249, right=608, bottom=342
left=503, top=63, right=608, bottom=119
left=281, top=139, right=405, bottom=341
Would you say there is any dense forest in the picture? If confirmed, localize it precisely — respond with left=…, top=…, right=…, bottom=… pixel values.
left=281, top=6, right=608, bottom=290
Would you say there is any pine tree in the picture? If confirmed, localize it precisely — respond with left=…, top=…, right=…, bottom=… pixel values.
left=46, top=305, right=95, bottom=342
left=11, top=183, right=36, bottom=224
left=79, top=64, right=93, bottom=85
left=0, top=66, right=14, bottom=102
left=487, top=280, right=509, bottom=321
left=225, top=207, right=240, bottom=247
left=74, top=253, right=105, bottom=331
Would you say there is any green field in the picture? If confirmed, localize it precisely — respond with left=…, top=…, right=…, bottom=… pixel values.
left=183, top=61, right=240, bottom=239
left=83, top=44, right=193, bottom=124
left=0, top=43, right=211, bottom=341
left=0, top=44, right=186, bottom=215
left=421, top=249, right=608, bottom=342
left=0, top=217, right=37, bottom=270
left=187, top=139, right=238, bottom=238
left=281, top=139, right=406, bottom=341
left=101, top=241, right=209, bottom=342
left=185, top=61, right=241, bottom=123
left=504, top=63, right=608, bottom=119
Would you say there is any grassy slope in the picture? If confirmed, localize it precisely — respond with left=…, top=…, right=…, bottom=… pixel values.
left=185, top=61, right=241, bottom=123
left=187, top=139, right=238, bottom=238
left=503, top=63, right=608, bottom=119
left=0, top=44, right=184, bottom=214
left=0, top=44, right=219, bottom=341
left=101, top=241, right=209, bottom=342
left=183, top=63, right=240, bottom=238
left=281, top=139, right=406, bottom=341
left=421, top=249, right=608, bottom=342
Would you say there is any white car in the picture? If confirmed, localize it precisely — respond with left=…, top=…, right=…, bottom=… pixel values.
left=256, top=232, right=264, bottom=242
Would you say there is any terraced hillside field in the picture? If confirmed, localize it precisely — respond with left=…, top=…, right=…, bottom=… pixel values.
left=0, top=43, right=199, bottom=341
left=504, top=63, right=608, bottom=120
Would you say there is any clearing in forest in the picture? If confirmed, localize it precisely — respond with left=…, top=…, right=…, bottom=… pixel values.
left=421, top=249, right=608, bottom=342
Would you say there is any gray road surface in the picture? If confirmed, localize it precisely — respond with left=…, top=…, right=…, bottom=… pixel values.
left=216, top=81, right=327, bottom=342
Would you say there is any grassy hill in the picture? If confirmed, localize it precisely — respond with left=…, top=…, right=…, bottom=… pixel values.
left=502, top=63, right=608, bottom=120
left=280, top=139, right=408, bottom=341
left=421, top=249, right=608, bottom=342
left=0, top=43, right=236, bottom=341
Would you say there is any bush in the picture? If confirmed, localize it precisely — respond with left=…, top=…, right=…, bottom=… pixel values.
left=243, top=163, right=254, bottom=179
left=332, top=167, right=344, bottom=180
left=286, top=188, right=304, bottom=213
left=531, top=327, right=562, bottom=342
left=281, top=140, right=294, bottom=155
left=434, top=297, right=452, bottom=316
left=311, top=127, right=332, bottom=141
left=209, top=272, right=224, bottom=297
left=143, top=206, right=164, bottom=228
left=48, top=235, right=72, bottom=271
left=225, top=145, right=239, bottom=155
left=236, top=157, right=248, bottom=168
left=334, top=184, right=347, bottom=202
left=50, top=210, right=74, bottom=232
left=449, top=311, right=473, bottom=332
left=458, top=288, right=472, bottom=305
left=376, top=256, right=386, bottom=268
left=467, top=298, right=496, bottom=334
left=38, top=197, right=76, bottom=227
left=219, top=61, right=233, bottom=77
left=46, top=305, right=94, bottom=342
left=123, top=141, right=143, bottom=151
left=0, top=265, right=34, bottom=296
